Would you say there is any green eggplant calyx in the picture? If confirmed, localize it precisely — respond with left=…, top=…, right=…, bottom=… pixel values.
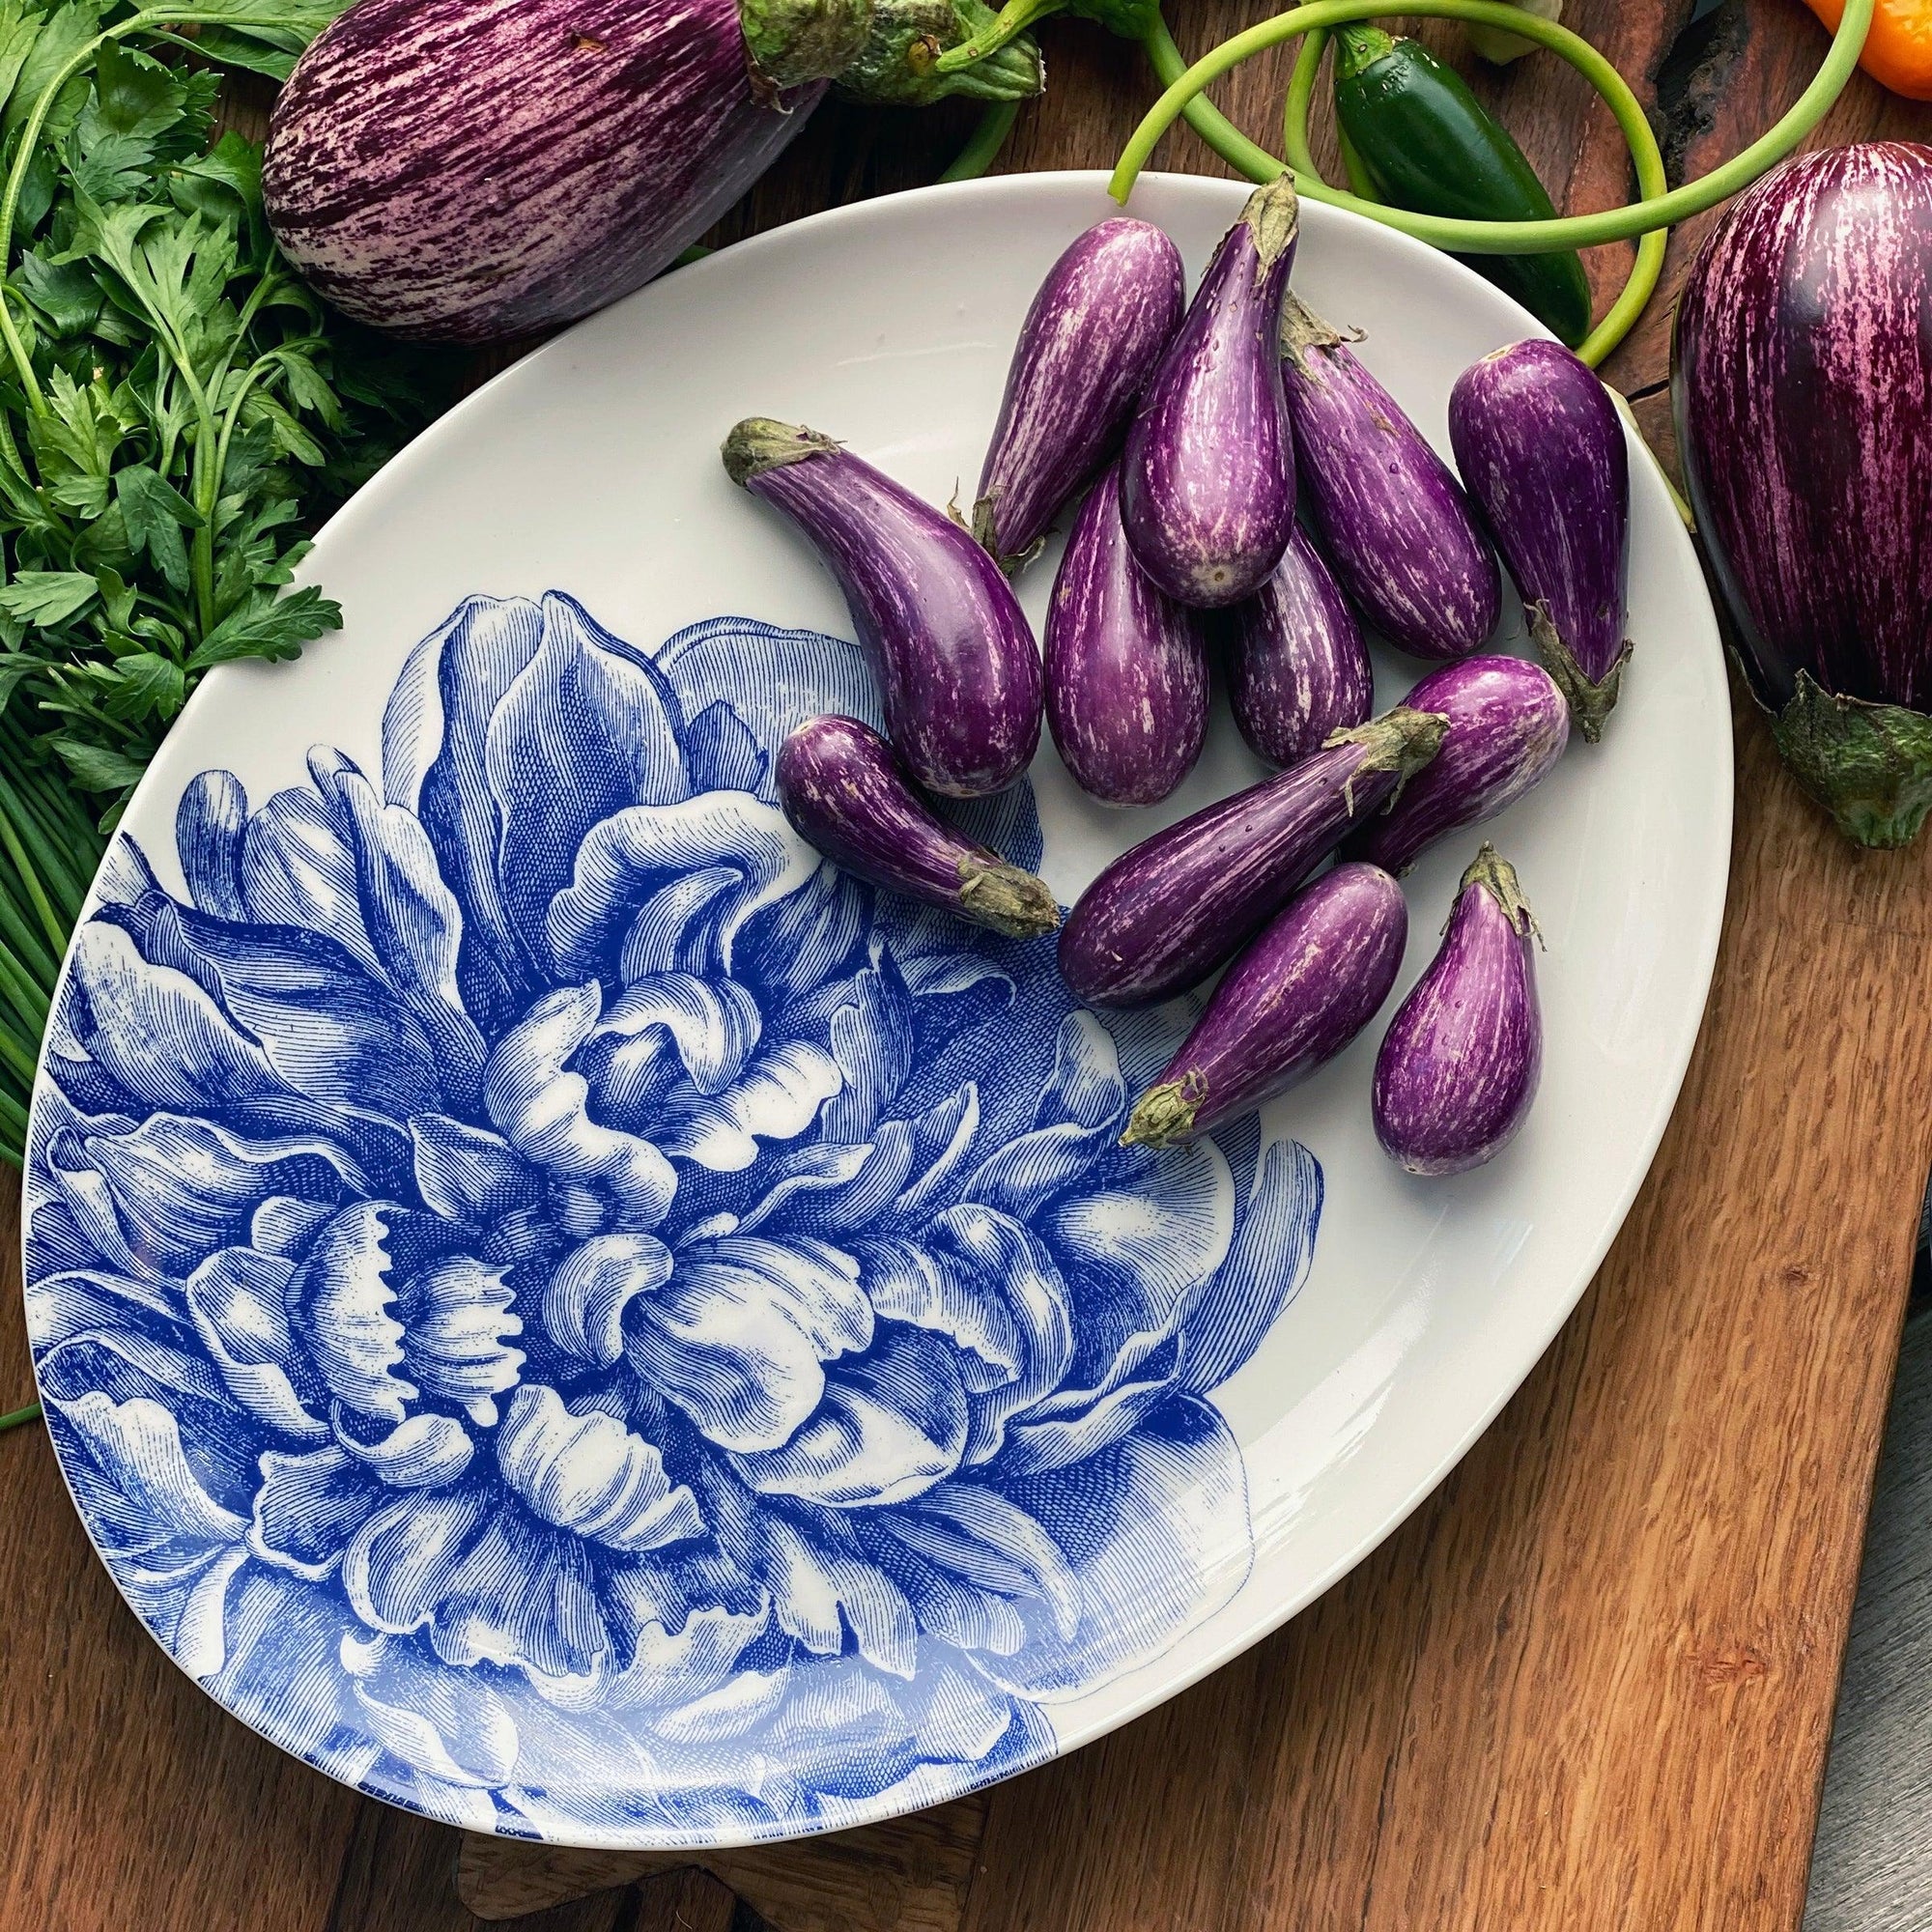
left=740, top=0, right=874, bottom=93
left=1529, top=605, right=1631, bottom=744
left=1326, top=706, right=1452, bottom=815
left=1771, top=670, right=1932, bottom=850
left=1242, top=172, right=1299, bottom=279
left=1278, top=290, right=1357, bottom=369
left=927, top=0, right=1058, bottom=75
left=843, top=0, right=1043, bottom=100
left=1460, top=842, right=1540, bottom=942
left=1121, top=1071, right=1208, bottom=1150
left=722, top=417, right=840, bottom=486
left=956, top=857, right=1062, bottom=937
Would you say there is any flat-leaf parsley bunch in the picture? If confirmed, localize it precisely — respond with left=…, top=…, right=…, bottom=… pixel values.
left=0, top=2, right=448, bottom=1164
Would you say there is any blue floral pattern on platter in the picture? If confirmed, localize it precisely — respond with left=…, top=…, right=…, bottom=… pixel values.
left=23, top=592, right=1323, bottom=1847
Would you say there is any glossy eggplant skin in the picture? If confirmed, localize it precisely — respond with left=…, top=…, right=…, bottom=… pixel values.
left=1349, top=654, right=1567, bottom=875
left=974, top=220, right=1185, bottom=569
left=1450, top=339, right=1631, bottom=741
left=1279, top=294, right=1501, bottom=660
left=267, top=0, right=850, bottom=343
left=1225, top=525, right=1374, bottom=767
left=724, top=418, right=1043, bottom=798
left=1121, top=176, right=1300, bottom=609
left=1122, top=864, right=1407, bottom=1148
left=1373, top=845, right=1542, bottom=1175
left=1045, top=465, right=1209, bottom=806
left=1057, top=703, right=1446, bottom=1009
left=1674, top=142, right=1932, bottom=847
left=776, top=716, right=1060, bottom=936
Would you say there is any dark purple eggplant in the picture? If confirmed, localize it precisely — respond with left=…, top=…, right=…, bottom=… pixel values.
left=265, top=0, right=1040, bottom=343
left=777, top=715, right=1059, bottom=935
left=1045, top=464, right=1209, bottom=806
left=1121, top=176, right=1299, bottom=608
left=974, top=220, right=1185, bottom=570
left=1348, top=655, right=1567, bottom=875
left=1278, top=294, right=1501, bottom=660
left=1122, top=863, right=1407, bottom=1148
left=724, top=417, right=1043, bottom=798
left=1450, top=340, right=1631, bottom=741
left=1674, top=142, right=1932, bottom=847
left=1058, top=703, right=1446, bottom=1009
left=1226, top=524, right=1373, bottom=767
left=1373, top=845, right=1542, bottom=1175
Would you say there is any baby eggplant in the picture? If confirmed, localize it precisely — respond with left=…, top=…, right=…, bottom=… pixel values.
left=724, top=417, right=1042, bottom=797
left=1449, top=339, right=1632, bottom=740
left=974, top=218, right=1186, bottom=570
left=1374, top=844, right=1542, bottom=1175
left=1226, top=524, right=1374, bottom=767
left=1045, top=463, right=1210, bottom=806
left=1278, top=294, right=1501, bottom=660
left=1058, top=702, right=1446, bottom=1009
left=776, top=715, right=1060, bottom=937
left=1122, top=863, right=1407, bottom=1148
left=1122, top=176, right=1300, bottom=608
left=1350, top=654, right=1568, bottom=875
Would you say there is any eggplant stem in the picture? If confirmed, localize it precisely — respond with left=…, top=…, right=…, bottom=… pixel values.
left=1529, top=607, right=1632, bottom=745
left=955, top=857, right=1062, bottom=937
left=1122, top=1072, right=1207, bottom=1149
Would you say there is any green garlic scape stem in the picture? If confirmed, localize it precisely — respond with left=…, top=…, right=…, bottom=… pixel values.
left=941, top=99, right=1022, bottom=179
left=1120, top=0, right=1872, bottom=290
left=931, top=0, right=1058, bottom=71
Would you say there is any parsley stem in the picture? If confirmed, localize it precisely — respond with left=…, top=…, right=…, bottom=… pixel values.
left=0, top=1404, right=40, bottom=1433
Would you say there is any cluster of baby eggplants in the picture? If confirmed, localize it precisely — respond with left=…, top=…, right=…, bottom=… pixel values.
left=723, top=174, right=1633, bottom=1175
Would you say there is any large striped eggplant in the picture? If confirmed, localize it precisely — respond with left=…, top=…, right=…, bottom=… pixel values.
left=265, top=0, right=1041, bottom=343
left=1674, top=142, right=1932, bottom=847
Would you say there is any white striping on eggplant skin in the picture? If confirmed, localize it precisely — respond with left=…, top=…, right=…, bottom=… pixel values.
left=776, top=715, right=1060, bottom=936
left=1121, top=176, right=1300, bottom=610
left=1044, top=463, right=1208, bottom=806
left=1225, top=523, right=1373, bottom=768
left=1122, top=863, right=1407, bottom=1149
left=266, top=0, right=849, bottom=342
left=1373, top=845, right=1542, bottom=1176
left=1279, top=294, right=1500, bottom=661
left=1349, top=654, right=1567, bottom=876
left=974, top=219, right=1184, bottom=570
left=1674, top=142, right=1932, bottom=713
left=1450, top=339, right=1631, bottom=740
left=1057, top=703, right=1445, bottom=1009
left=724, top=417, right=1042, bottom=799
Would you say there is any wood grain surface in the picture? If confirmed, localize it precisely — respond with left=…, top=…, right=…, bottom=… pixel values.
left=5, top=5, right=1931, bottom=1929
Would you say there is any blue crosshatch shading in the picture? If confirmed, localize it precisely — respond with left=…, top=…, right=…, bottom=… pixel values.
left=23, top=590, right=1322, bottom=1846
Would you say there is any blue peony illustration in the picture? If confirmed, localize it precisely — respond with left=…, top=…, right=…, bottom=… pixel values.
left=23, top=594, right=1322, bottom=1844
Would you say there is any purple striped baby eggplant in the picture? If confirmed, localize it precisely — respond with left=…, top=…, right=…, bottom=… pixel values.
left=265, top=0, right=1040, bottom=343
left=1278, top=294, right=1501, bottom=660
left=1122, top=863, right=1407, bottom=1148
left=1348, top=654, right=1567, bottom=875
left=1045, top=464, right=1209, bottom=806
left=1374, top=845, right=1542, bottom=1175
left=1450, top=340, right=1631, bottom=741
left=1121, top=176, right=1300, bottom=608
left=1674, top=143, right=1932, bottom=847
left=724, top=418, right=1043, bottom=797
left=777, top=715, right=1060, bottom=936
left=1058, top=703, right=1446, bottom=1009
left=974, top=219, right=1185, bottom=570
left=1226, top=524, right=1374, bottom=767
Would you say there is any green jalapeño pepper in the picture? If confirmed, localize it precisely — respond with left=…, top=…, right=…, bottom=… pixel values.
left=1331, top=23, right=1593, bottom=347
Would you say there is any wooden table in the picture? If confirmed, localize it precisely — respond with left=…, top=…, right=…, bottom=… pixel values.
left=5, top=5, right=1932, bottom=1927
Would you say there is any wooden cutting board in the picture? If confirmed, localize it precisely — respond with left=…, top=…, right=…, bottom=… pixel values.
left=4, top=6, right=1931, bottom=1929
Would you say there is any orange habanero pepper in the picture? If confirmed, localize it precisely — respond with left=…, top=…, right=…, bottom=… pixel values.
left=1804, top=0, right=1932, bottom=99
